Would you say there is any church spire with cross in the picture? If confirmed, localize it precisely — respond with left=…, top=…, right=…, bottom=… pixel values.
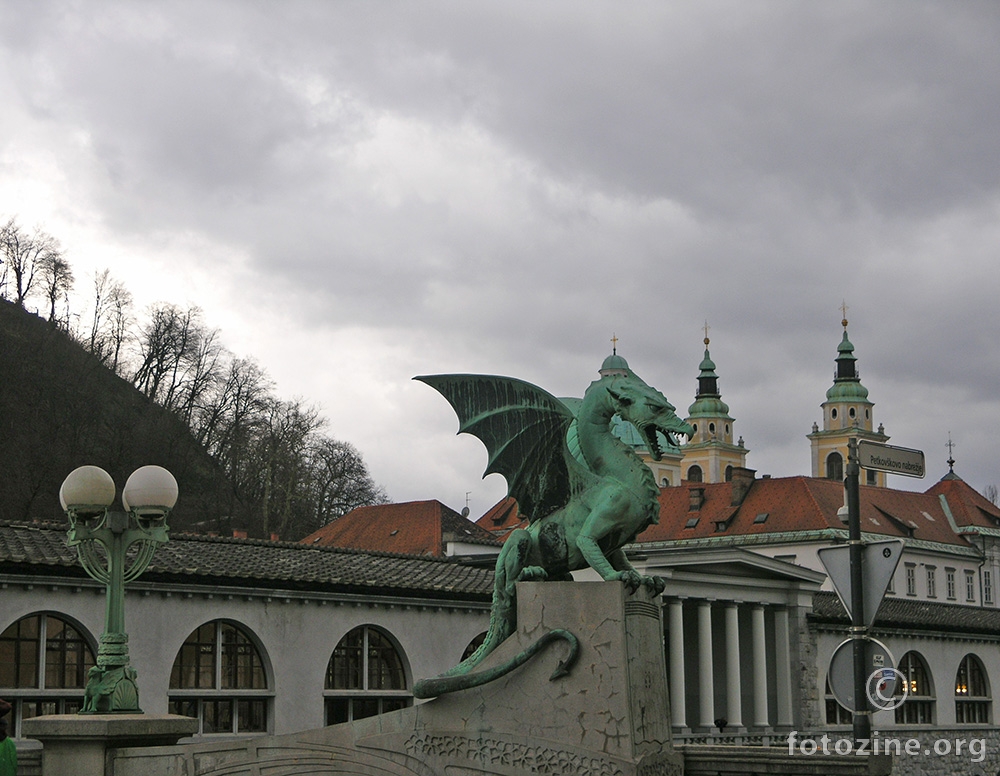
left=941, top=433, right=962, bottom=480
left=808, top=306, right=889, bottom=486
left=681, top=324, right=748, bottom=483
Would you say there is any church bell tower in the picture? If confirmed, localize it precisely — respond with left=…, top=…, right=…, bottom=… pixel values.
left=807, top=311, right=889, bottom=486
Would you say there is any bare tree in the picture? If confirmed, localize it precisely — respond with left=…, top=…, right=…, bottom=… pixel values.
left=131, top=303, right=211, bottom=411
left=307, top=437, right=388, bottom=532
left=0, top=218, right=65, bottom=309
left=85, top=269, right=135, bottom=373
left=193, top=356, right=272, bottom=456
left=986, top=484, right=998, bottom=506
left=38, top=250, right=74, bottom=328
left=256, top=398, right=325, bottom=539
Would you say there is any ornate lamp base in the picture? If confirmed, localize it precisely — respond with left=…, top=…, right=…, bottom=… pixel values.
left=80, top=633, right=142, bottom=714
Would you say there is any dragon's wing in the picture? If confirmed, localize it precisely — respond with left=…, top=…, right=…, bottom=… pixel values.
left=415, top=374, right=584, bottom=522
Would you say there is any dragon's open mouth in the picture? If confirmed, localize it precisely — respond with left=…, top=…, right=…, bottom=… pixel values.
left=642, top=424, right=690, bottom=461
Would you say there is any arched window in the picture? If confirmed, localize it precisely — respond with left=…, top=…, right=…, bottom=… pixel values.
left=724, top=465, right=734, bottom=482
left=895, top=651, right=935, bottom=724
left=0, top=613, right=96, bottom=737
left=955, top=654, right=990, bottom=724
left=687, top=465, right=703, bottom=483
left=826, top=452, right=844, bottom=481
left=461, top=632, right=487, bottom=662
left=168, top=621, right=270, bottom=734
left=824, top=675, right=852, bottom=725
left=325, top=625, right=411, bottom=725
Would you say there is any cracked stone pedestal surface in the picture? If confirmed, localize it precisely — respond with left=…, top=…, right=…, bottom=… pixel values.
left=396, top=580, right=681, bottom=776
left=114, top=580, right=681, bottom=776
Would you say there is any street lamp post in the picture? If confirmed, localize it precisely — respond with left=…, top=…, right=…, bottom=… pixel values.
left=59, top=464, right=177, bottom=714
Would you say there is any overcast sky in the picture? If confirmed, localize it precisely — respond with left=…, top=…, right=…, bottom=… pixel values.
left=2, top=1, right=999, bottom=515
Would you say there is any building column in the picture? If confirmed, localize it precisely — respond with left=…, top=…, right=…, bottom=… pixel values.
left=774, top=607, right=793, bottom=727
left=668, top=598, right=687, bottom=729
left=724, top=602, right=743, bottom=728
left=698, top=600, right=715, bottom=728
left=752, top=604, right=769, bottom=727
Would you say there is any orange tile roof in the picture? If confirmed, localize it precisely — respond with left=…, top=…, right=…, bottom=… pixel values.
left=925, top=475, right=1000, bottom=529
left=637, top=475, right=972, bottom=548
left=474, top=475, right=986, bottom=552
left=475, top=497, right=527, bottom=540
left=301, top=500, right=500, bottom=557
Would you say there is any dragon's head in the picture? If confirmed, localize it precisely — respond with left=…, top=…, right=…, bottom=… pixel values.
left=607, top=377, right=693, bottom=460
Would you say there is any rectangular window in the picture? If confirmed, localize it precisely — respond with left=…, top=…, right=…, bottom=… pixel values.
left=966, top=571, right=977, bottom=602
left=906, top=565, right=916, bottom=596
left=956, top=699, right=991, bottom=724
left=946, top=569, right=956, bottom=600
left=985, top=570, right=993, bottom=605
left=926, top=567, right=937, bottom=598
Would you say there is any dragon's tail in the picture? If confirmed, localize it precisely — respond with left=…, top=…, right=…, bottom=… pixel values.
left=433, top=535, right=520, bottom=679
left=412, top=628, right=579, bottom=699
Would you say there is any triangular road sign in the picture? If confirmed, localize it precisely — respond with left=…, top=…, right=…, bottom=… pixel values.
left=818, top=539, right=904, bottom=628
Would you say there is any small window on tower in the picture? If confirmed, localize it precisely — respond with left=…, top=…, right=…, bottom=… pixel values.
left=849, top=407, right=856, bottom=419
left=831, top=408, right=838, bottom=419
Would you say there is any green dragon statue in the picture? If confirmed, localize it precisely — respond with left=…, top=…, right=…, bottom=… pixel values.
left=412, top=366, right=692, bottom=698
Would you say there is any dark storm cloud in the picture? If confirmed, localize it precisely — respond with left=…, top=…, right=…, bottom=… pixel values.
left=1, top=0, right=999, bottom=503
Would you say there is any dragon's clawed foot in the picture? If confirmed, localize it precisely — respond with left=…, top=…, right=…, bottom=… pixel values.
left=517, top=566, right=549, bottom=582
left=612, top=570, right=665, bottom=596
left=645, top=574, right=666, bottom=596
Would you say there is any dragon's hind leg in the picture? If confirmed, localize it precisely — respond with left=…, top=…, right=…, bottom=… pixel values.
left=439, top=528, right=532, bottom=677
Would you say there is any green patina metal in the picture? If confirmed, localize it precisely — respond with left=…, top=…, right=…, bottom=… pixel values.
left=65, top=507, right=170, bottom=713
left=412, top=367, right=691, bottom=698
left=687, top=345, right=732, bottom=420
left=826, top=330, right=871, bottom=402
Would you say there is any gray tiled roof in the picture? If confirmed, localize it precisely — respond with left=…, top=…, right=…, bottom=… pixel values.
left=810, top=590, right=1000, bottom=635
left=0, top=520, right=493, bottom=601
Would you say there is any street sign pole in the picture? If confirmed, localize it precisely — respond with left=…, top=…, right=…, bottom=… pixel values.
left=846, top=438, right=871, bottom=745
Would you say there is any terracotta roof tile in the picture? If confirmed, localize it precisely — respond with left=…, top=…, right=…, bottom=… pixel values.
left=637, top=476, right=973, bottom=548
left=475, top=497, right=527, bottom=540
left=300, top=500, right=499, bottom=557
left=925, top=476, right=1000, bottom=529
left=0, top=520, right=493, bottom=601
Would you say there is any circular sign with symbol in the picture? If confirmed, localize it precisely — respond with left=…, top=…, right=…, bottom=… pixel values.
left=828, top=638, right=896, bottom=712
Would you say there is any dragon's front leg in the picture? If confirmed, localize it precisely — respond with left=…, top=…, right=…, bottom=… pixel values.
left=576, top=489, right=664, bottom=594
left=608, top=548, right=665, bottom=595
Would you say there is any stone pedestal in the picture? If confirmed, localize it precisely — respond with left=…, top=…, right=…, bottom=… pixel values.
left=394, top=580, right=680, bottom=774
left=108, top=581, right=681, bottom=776
left=21, top=714, right=198, bottom=776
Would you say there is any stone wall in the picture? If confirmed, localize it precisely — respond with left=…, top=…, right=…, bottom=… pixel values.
left=794, top=728, right=997, bottom=776
left=797, top=602, right=823, bottom=729
left=680, top=745, right=891, bottom=775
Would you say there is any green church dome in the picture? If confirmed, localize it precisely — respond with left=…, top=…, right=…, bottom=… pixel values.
left=825, top=322, right=871, bottom=402
left=601, top=352, right=630, bottom=373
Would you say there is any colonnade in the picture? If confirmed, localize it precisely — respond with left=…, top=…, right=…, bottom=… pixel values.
left=666, top=597, right=794, bottom=731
